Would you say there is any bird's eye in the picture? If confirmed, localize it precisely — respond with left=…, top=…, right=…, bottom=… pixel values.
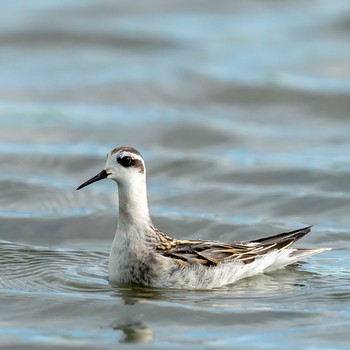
left=118, top=156, right=133, bottom=167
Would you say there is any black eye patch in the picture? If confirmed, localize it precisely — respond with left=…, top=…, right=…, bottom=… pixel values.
left=117, top=156, right=133, bottom=167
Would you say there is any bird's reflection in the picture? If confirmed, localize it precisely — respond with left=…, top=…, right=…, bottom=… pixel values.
left=107, top=265, right=328, bottom=345
left=112, top=320, right=153, bottom=344
left=110, top=284, right=174, bottom=305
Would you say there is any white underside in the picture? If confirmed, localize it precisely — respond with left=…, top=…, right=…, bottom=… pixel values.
left=150, top=248, right=330, bottom=289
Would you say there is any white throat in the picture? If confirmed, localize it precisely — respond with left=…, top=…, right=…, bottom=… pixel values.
left=108, top=175, right=153, bottom=283
left=116, top=176, right=151, bottom=229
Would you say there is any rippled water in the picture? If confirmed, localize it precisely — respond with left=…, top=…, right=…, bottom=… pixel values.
left=1, top=1, right=350, bottom=349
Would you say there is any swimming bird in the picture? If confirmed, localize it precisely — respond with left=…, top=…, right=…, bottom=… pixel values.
left=77, top=146, right=330, bottom=289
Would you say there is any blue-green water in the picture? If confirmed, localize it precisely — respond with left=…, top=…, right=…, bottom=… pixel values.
left=0, top=1, right=349, bottom=349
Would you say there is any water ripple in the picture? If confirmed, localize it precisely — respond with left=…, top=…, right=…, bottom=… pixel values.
left=0, top=241, right=111, bottom=296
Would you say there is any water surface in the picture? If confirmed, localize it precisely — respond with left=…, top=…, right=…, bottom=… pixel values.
left=0, top=1, right=349, bottom=349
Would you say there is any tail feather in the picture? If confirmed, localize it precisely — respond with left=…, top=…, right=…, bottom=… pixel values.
left=290, top=247, right=331, bottom=259
left=252, top=226, right=312, bottom=247
left=263, top=247, right=331, bottom=273
left=253, top=227, right=331, bottom=271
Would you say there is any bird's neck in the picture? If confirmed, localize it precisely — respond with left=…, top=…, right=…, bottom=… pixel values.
left=110, top=177, right=153, bottom=273
left=109, top=178, right=155, bottom=283
left=116, top=178, right=152, bottom=231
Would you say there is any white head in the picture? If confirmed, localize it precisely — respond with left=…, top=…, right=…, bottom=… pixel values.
left=77, top=146, right=146, bottom=190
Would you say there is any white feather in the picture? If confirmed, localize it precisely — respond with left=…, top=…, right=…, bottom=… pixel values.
left=152, top=248, right=330, bottom=289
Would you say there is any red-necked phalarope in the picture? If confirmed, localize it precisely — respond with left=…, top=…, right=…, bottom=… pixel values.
left=77, top=146, right=330, bottom=289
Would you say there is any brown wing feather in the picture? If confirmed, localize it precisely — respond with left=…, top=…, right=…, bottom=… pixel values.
left=156, top=226, right=312, bottom=267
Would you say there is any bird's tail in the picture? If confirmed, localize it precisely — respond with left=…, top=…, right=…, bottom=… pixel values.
left=252, top=226, right=312, bottom=248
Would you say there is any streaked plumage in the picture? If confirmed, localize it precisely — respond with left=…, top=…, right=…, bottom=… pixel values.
left=77, top=146, right=330, bottom=289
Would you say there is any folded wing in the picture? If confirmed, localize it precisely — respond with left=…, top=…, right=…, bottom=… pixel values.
left=158, top=226, right=315, bottom=267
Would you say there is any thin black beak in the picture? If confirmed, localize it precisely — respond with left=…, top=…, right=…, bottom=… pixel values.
left=76, top=169, right=109, bottom=190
